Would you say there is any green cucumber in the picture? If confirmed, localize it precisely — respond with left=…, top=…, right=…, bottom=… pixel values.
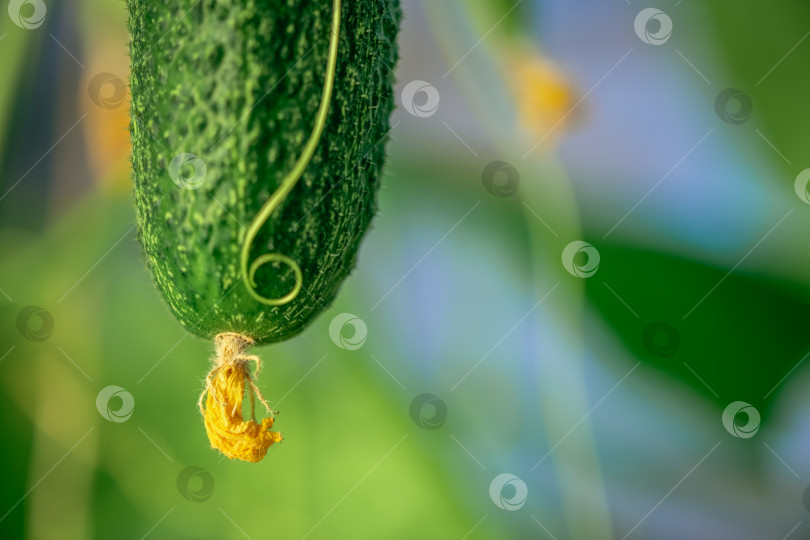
left=129, top=0, right=400, bottom=343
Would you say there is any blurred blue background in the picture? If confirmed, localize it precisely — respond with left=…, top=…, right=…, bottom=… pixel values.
left=2, top=0, right=810, bottom=538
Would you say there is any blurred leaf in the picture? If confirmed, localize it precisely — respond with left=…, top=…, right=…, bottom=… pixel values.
left=586, top=241, right=810, bottom=416
left=702, top=0, right=810, bottom=174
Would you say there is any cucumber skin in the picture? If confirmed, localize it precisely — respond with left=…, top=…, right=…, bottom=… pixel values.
left=129, top=1, right=400, bottom=343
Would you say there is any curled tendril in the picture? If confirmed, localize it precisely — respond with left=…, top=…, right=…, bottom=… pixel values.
left=240, top=0, right=342, bottom=306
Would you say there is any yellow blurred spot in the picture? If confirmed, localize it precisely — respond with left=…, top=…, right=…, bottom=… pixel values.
left=80, top=58, right=131, bottom=193
left=507, top=50, right=578, bottom=146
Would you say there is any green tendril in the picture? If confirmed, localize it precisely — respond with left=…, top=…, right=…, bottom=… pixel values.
left=240, top=0, right=342, bottom=306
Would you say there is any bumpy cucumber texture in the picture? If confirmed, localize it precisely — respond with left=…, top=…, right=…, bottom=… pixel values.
left=130, top=0, right=400, bottom=343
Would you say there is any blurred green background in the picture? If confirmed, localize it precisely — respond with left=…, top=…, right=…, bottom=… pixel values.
left=3, top=1, right=810, bottom=539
